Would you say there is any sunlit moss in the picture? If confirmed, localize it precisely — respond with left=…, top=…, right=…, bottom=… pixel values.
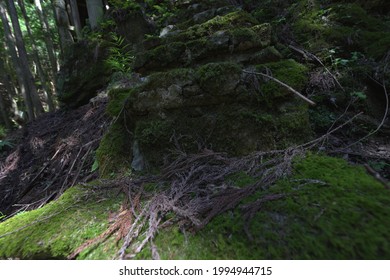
left=139, top=154, right=390, bottom=259
left=0, top=184, right=122, bottom=259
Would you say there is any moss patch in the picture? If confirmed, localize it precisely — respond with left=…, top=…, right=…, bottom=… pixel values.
left=96, top=123, right=132, bottom=177
left=139, top=154, right=390, bottom=259
left=0, top=184, right=122, bottom=259
left=291, top=1, right=390, bottom=59
left=195, top=62, right=241, bottom=94
left=256, top=59, right=309, bottom=104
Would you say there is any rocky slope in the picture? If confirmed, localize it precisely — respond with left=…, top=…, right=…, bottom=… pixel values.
left=0, top=0, right=389, bottom=259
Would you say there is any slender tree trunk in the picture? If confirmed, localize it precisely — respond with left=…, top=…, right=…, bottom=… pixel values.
left=1, top=46, right=19, bottom=117
left=51, top=0, right=74, bottom=58
left=69, top=0, right=82, bottom=40
left=18, top=0, right=55, bottom=112
left=0, top=1, right=34, bottom=120
left=5, top=0, right=44, bottom=117
left=86, top=0, right=104, bottom=29
left=34, top=0, right=59, bottom=74
left=0, top=58, right=12, bottom=129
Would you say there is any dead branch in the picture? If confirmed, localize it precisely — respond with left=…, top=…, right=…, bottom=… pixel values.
left=243, top=70, right=316, bottom=106
left=364, top=164, right=390, bottom=190
left=288, top=44, right=344, bottom=91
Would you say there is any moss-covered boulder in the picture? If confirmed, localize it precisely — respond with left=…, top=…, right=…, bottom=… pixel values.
left=2, top=154, right=389, bottom=259
left=137, top=154, right=390, bottom=259
left=98, top=59, right=311, bottom=173
left=291, top=1, right=390, bottom=60
left=135, top=11, right=272, bottom=73
left=0, top=184, right=122, bottom=259
left=57, top=41, right=111, bottom=108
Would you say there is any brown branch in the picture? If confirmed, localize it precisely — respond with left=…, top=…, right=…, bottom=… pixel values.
left=288, top=44, right=344, bottom=91
left=364, top=164, right=390, bottom=190
left=243, top=70, right=316, bottom=106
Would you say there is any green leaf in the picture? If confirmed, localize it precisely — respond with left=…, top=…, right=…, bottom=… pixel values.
left=91, top=159, right=99, bottom=172
left=0, top=140, right=14, bottom=151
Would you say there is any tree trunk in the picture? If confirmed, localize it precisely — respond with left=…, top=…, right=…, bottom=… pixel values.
left=69, top=0, right=82, bottom=40
left=0, top=1, right=34, bottom=121
left=5, top=0, right=44, bottom=118
left=0, top=58, right=12, bottom=129
left=34, top=0, right=59, bottom=75
left=18, top=0, right=55, bottom=112
left=51, top=0, right=74, bottom=58
left=86, top=0, right=104, bottom=29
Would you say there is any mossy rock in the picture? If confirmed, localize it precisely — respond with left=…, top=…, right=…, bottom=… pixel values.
left=256, top=59, right=309, bottom=105
left=179, top=10, right=259, bottom=40
left=137, top=154, right=390, bottom=259
left=57, top=41, right=111, bottom=108
left=291, top=1, right=390, bottom=59
left=0, top=184, right=122, bottom=259
left=98, top=58, right=313, bottom=169
left=96, top=123, right=132, bottom=177
left=134, top=11, right=272, bottom=73
left=3, top=154, right=385, bottom=259
left=195, top=62, right=241, bottom=94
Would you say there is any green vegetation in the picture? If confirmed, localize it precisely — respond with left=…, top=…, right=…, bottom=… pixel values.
left=138, top=154, right=390, bottom=259
left=256, top=59, right=309, bottom=104
left=195, top=62, right=241, bottom=93
left=95, top=123, right=132, bottom=177
left=1, top=151, right=389, bottom=259
left=105, top=32, right=134, bottom=74
left=291, top=1, right=390, bottom=59
left=0, top=184, right=122, bottom=259
left=1, top=0, right=389, bottom=261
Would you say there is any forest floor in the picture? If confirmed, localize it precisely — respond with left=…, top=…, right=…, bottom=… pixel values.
left=1, top=95, right=389, bottom=218
left=0, top=97, right=109, bottom=217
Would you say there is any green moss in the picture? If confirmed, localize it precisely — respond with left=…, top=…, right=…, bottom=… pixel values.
left=96, top=123, right=131, bottom=177
left=250, top=46, right=282, bottom=64
left=231, top=24, right=272, bottom=49
left=106, top=87, right=135, bottom=117
left=141, top=68, right=194, bottom=91
left=135, top=119, right=172, bottom=145
left=138, top=154, right=390, bottom=259
left=226, top=171, right=257, bottom=188
left=276, top=102, right=312, bottom=145
left=361, top=31, right=390, bottom=59
left=291, top=1, right=390, bottom=59
left=256, top=59, right=309, bottom=104
left=57, top=41, right=110, bottom=108
left=195, top=62, right=241, bottom=94
left=180, top=10, right=259, bottom=41
left=0, top=184, right=122, bottom=259
left=309, top=105, right=337, bottom=132
left=108, top=0, right=141, bottom=11
left=135, top=11, right=271, bottom=73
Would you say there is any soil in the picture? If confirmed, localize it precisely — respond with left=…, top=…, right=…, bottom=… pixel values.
left=0, top=98, right=109, bottom=216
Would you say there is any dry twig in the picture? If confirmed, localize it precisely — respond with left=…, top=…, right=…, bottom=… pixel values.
left=243, top=70, right=316, bottom=106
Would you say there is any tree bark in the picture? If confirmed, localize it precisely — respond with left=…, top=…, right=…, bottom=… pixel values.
left=51, top=0, right=74, bottom=58
left=18, top=0, right=55, bottom=112
left=69, top=0, right=82, bottom=40
left=0, top=1, right=34, bottom=120
left=5, top=0, right=44, bottom=118
left=34, top=0, right=59, bottom=75
left=86, top=0, right=104, bottom=29
left=0, top=58, right=12, bottom=129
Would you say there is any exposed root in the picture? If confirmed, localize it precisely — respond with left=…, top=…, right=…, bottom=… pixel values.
left=106, top=147, right=305, bottom=259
